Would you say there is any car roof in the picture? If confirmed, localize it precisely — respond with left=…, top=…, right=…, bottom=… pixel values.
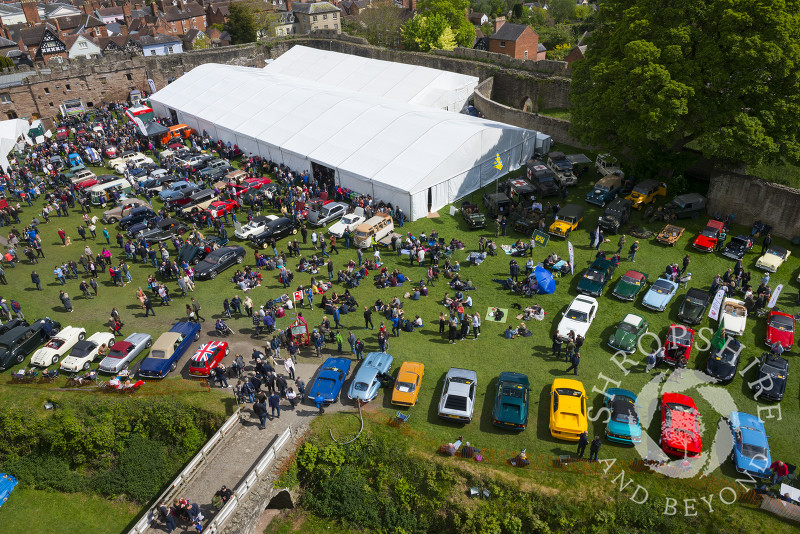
left=622, top=313, right=644, bottom=326
left=557, top=204, right=584, bottom=217
left=110, top=341, right=133, bottom=350
left=672, top=193, right=706, bottom=204
left=591, top=258, right=613, bottom=269
left=552, top=377, right=585, bottom=393
left=571, top=296, right=598, bottom=310
left=622, top=270, right=645, bottom=280
left=152, top=331, right=183, bottom=351
left=445, top=367, right=477, bottom=381
left=0, top=325, right=31, bottom=342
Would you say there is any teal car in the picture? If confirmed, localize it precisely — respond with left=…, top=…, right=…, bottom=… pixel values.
left=603, top=388, right=642, bottom=444
left=576, top=258, right=616, bottom=297
left=608, top=314, right=648, bottom=354
left=491, top=372, right=530, bottom=430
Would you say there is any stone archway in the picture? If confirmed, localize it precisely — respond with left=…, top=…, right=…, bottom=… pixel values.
left=266, top=489, right=295, bottom=509
left=521, top=97, right=534, bottom=112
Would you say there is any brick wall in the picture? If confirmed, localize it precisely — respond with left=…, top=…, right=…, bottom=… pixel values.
left=488, top=27, right=538, bottom=60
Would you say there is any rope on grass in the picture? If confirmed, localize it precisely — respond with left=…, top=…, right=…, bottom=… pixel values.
left=330, top=399, right=364, bottom=445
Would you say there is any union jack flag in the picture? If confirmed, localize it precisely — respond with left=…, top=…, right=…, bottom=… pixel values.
left=192, top=341, right=225, bottom=363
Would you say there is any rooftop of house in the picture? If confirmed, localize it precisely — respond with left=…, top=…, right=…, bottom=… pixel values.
left=490, top=22, right=530, bottom=42
left=290, top=1, right=340, bottom=15
left=136, top=33, right=182, bottom=46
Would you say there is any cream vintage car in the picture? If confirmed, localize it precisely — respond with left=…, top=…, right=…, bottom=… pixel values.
left=60, top=332, right=116, bottom=373
left=29, top=326, right=85, bottom=367
left=756, top=245, right=791, bottom=273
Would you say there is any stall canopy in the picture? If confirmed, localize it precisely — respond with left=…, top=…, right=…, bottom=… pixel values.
left=533, top=266, right=556, bottom=294
left=264, top=45, right=479, bottom=113
left=150, top=63, right=540, bottom=221
left=0, top=119, right=30, bottom=172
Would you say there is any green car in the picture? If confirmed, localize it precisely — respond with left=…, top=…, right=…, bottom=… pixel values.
left=612, top=270, right=648, bottom=301
left=576, top=258, right=616, bottom=297
left=491, top=372, right=530, bottom=430
left=608, top=314, right=649, bottom=354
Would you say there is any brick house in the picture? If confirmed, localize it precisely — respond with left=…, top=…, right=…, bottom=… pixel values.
left=51, top=14, right=109, bottom=39
left=159, top=0, right=207, bottom=35
left=488, top=19, right=542, bottom=60
left=288, top=1, right=341, bottom=34
left=205, top=2, right=230, bottom=27
left=17, top=23, right=68, bottom=64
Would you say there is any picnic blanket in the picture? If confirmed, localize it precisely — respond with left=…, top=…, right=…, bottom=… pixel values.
left=485, top=307, right=508, bottom=323
left=501, top=245, right=513, bottom=255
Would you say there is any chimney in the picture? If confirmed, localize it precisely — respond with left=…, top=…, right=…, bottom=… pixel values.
left=53, top=18, right=61, bottom=35
left=494, top=16, right=505, bottom=32
left=151, top=2, right=159, bottom=16
left=123, top=3, right=132, bottom=23
left=285, top=0, right=292, bottom=11
left=21, top=0, right=41, bottom=25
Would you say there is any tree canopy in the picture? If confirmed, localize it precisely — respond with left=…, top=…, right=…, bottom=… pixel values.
left=570, top=0, right=800, bottom=169
left=226, top=2, right=257, bottom=44
left=417, top=0, right=475, bottom=48
left=402, top=13, right=457, bottom=52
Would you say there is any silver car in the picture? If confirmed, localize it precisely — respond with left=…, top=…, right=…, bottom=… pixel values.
left=437, top=368, right=477, bottom=422
left=98, top=332, right=152, bottom=374
left=347, top=352, right=394, bottom=402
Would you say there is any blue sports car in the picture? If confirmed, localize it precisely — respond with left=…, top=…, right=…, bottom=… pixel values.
left=642, top=277, right=679, bottom=311
left=307, top=357, right=352, bottom=404
left=729, top=411, right=771, bottom=478
left=348, top=352, right=393, bottom=403
left=138, top=322, right=201, bottom=378
left=603, top=388, right=642, bottom=444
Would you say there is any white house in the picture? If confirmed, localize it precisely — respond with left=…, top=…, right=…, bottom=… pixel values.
left=64, top=34, right=102, bottom=59
left=136, top=34, right=183, bottom=56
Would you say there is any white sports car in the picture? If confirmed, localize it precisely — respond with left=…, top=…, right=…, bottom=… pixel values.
left=755, top=245, right=791, bottom=272
left=233, top=215, right=279, bottom=240
left=556, top=296, right=599, bottom=339
left=29, top=326, right=85, bottom=367
left=60, top=332, right=116, bottom=373
left=720, top=298, right=748, bottom=336
left=328, top=209, right=366, bottom=238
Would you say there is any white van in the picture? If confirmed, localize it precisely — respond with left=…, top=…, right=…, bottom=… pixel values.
left=88, top=179, right=132, bottom=205
left=353, top=212, right=394, bottom=248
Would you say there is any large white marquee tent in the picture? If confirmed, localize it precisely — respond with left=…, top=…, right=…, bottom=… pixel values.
left=150, top=63, right=543, bottom=221
left=264, top=45, right=479, bottom=113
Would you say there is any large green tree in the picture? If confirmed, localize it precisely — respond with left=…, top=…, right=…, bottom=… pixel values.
left=226, top=2, right=257, bottom=44
left=570, top=0, right=800, bottom=169
left=402, top=13, right=457, bottom=52
left=417, top=0, right=475, bottom=48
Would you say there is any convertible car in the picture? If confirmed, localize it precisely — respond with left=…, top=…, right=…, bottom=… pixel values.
left=138, top=322, right=201, bottom=378
left=0, top=318, right=61, bottom=371
left=603, top=388, right=642, bottom=444
left=29, top=326, right=85, bottom=367
left=233, top=215, right=279, bottom=240
left=755, top=245, right=791, bottom=272
left=720, top=298, right=747, bottom=336
left=611, top=270, right=648, bottom=301
left=138, top=217, right=188, bottom=242
left=59, top=332, right=115, bottom=373
left=660, top=393, right=703, bottom=458
left=729, top=411, right=771, bottom=478
left=721, top=235, right=754, bottom=261
left=307, top=357, right=352, bottom=404
left=677, top=288, right=711, bottom=325
left=766, top=310, right=794, bottom=351
left=491, top=371, right=530, bottom=430
left=705, top=336, right=744, bottom=383
left=188, top=340, right=229, bottom=377
left=662, top=325, right=695, bottom=367
left=347, top=351, right=394, bottom=403
left=752, top=353, right=788, bottom=402
left=98, top=332, right=152, bottom=374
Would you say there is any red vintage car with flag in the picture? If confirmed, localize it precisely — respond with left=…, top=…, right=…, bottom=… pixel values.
left=188, top=341, right=229, bottom=377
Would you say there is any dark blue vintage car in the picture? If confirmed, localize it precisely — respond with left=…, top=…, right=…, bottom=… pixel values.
left=137, top=322, right=201, bottom=378
left=307, top=357, right=352, bottom=404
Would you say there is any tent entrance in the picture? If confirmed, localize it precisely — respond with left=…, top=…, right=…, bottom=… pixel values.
left=311, top=162, right=336, bottom=190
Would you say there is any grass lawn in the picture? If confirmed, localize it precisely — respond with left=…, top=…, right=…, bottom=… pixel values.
left=538, top=108, right=572, bottom=121
left=0, top=142, right=798, bottom=527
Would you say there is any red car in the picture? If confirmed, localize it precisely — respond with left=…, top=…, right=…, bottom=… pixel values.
left=56, top=126, right=70, bottom=141
left=243, top=176, right=271, bottom=189
left=660, top=393, right=703, bottom=458
left=104, top=145, right=117, bottom=158
left=188, top=341, right=229, bottom=376
left=207, top=200, right=239, bottom=219
left=692, top=219, right=725, bottom=252
left=766, top=310, right=795, bottom=351
left=662, top=325, right=695, bottom=367
left=74, top=178, right=97, bottom=190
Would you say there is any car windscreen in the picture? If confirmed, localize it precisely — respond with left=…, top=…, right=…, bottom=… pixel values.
left=501, top=385, right=525, bottom=398
left=353, top=382, right=369, bottom=391
left=555, top=388, right=581, bottom=397
left=619, top=322, right=638, bottom=334
left=583, top=268, right=604, bottom=282
left=612, top=397, right=638, bottom=424
left=652, top=280, right=674, bottom=294
left=770, top=315, right=794, bottom=331
left=108, top=349, right=125, bottom=359
left=621, top=275, right=643, bottom=286
left=741, top=443, right=767, bottom=459
left=449, top=376, right=473, bottom=385
left=46, top=338, right=65, bottom=349
left=566, top=309, right=588, bottom=322
left=395, top=381, right=415, bottom=393
left=666, top=403, right=695, bottom=414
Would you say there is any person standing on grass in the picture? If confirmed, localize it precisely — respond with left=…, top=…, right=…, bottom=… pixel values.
left=577, top=431, right=589, bottom=458
left=628, top=241, right=639, bottom=262
left=472, top=313, right=481, bottom=339
left=566, top=352, right=581, bottom=376
left=31, top=271, right=41, bottom=290
left=681, top=254, right=691, bottom=275
left=59, top=290, right=73, bottom=312
left=192, top=298, right=205, bottom=322
left=143, top=295, right=155, bottom=316
left=364, top=306, right=374, bottom=329
left=589, top=435, right=602, bottom=462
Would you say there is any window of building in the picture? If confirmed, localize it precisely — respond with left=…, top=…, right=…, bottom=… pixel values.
left=44, top=87, right=50, bottom=94
left=0, top=93, right=10, bottom=103
left=126, top=73, right=132, bottom=80
left=6, top=111, right=16, bottom=119
left=79, top=41, right=88, bottom=49
left=65, top=84, right=71, bottom=91
left=499, top=41, right=505, bottom=48
left=313, top=15, right=317, bottom=21
left=48, top=102, right=53, bottom=107
left=333, top=13, right=337, bottom=18
left=167, top=46, right=174, bottom=54
left=334, top=23, right=338, bottom=30
left=524, top=50, right=528, bottom=59
left=323, top=14, right=327, bottom=19
left=324, top=24, right=328, bottom=29
left=150, top=49, right=157, bottom=56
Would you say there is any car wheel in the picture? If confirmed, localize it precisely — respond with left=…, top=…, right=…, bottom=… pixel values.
left=194, top=331, right=200, bottom=341
left=565, top=230, right=571, bottom=238
left=108, top=217, right=117, bottom=224
left=236, top=256, right=243, bottom=264
left=15, top=353, right=23, bottom=363
left=226, top=348, right=230, bottom=356
left=52, top=355, right=60, bottom=365
left=146, top=339, right=152, bottom=348
left=292, top=228, right=298, bottom=235
left=83, top=362, right=91, bottom=371
left=78, top=332, right=85, bottom=341
left=210, top=271, right=217, bottom=279
left=262, top=243, right=269, bottom=250
left=170, top=362, right=177, bottom=372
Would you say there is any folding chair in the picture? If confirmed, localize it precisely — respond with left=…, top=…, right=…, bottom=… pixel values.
left=395, top=411, right=409, bottom=424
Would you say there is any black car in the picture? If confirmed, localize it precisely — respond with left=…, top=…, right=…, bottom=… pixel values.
left=140, top=174, right=180, bottom=191
left=705, top=336, right=743, bottom=383
left=127, top=215, right=164, bottom=237
left=721, top=235, right=754, bottom=261
left=598, top=198, right=632, bottom=234
left=178, top=237, right=229, bottom=265
left=752, top=353, right=788, bottom=402
left=0, top=318, right=61, bottom=371
left=0, top=319, right=29, bottom=336
left=677, top=288, right=711, bottom=325
left=119, top=207, right=157, bottom=229
left=96, top=174, right=119, bottom=184
left=250, top=217, right=299, bottom=247
left=195, top=246, right=246, bottom=280
left=138, top=218, right=188, bottom=242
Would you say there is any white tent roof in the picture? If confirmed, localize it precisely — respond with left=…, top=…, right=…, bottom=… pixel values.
left=263, top=45, right=478, bottom=111
left=149, top=64, right=535, bottom=199
left=0, top=119, right=29, bottom=172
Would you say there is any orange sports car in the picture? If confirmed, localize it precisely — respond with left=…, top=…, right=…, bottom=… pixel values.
left=391, top=361, right=424, bottom=407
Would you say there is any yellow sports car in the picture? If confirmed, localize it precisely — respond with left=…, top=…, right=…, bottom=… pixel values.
left=549, top=378, right=588, bottom=441
left=625, top=179, right=667, bottom=209
left=392, top=361, right=424, bottom=407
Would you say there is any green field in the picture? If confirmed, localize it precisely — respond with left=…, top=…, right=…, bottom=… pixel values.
left=0, top=144, right=797, bottom=530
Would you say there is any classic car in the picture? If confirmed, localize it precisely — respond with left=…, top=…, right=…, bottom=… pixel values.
left=59, top=332, right=116, bottom=373
left=755, top=245, right=791, bottom=272
left=97, top=332, right=152, bottom=374
left=29, top=326, right=85, bottom=367
left=178, top=153, right=214, bottom=170
left=585, top=174, right=624, bottom=206
left=174, top=188, right=218, bottom=214
left=766, top=310, right=794, bottom=351
left=660, top=393, right=703, bottom=458
left=329, top=208, right=366, bottom=237
left=557, top=296, right=598, bottom=338
left=188, top=340, right=229, bottom=377
left=603, top=388, right=642, bottom=444
left=179, top=199, right=217, bottom=221
left=597, top=198, right=631, bottom=234
left=107, top=150, right=142, bottom=169
left=113, top=154, right=153, bottom=174
left=138, top=322, right=202, bottom=378
left=119, top=207, right=157, bottom=229
left=347, top=351, right=394, bottom=403
left=663, top=193, right=707, bottom=219
left=625, top=179, right=667, bottom=210
left=138, top=218, right=188, bottom=242
left=576, top=258, right=616, bottom=297
left=140, top=174, right=181, bottom=193
left=608, top=314, right=649, bottom=354
left=233, top=215, right=280, bottom=240
left=612, top=270, right=648, bottom=301
left=73, top=178, right=97, bottom=190
left=491, top=372, right=530, bottom=430
left=158, top=181, right=199, bottom=201
left=548, top=204, right=584, bottom=238
left=720, top=298, right=747, bottom=336
left=198, top=159, right=233, bottom=179
left=163, top=189, right=202, bottom=211
left=250, top=217, right=300, bottom=247
left=692, top=219, right=725, bottom=252
left=0, top=318, right=61, bottom=371
left=102, top=199, right=151, bottom=224
left=306, top=357, right=352, bottom=403
left=721, top=235, right=754, bottom=260
left=677, top=288, right=711, bottom=325
left=0, top=319, right=29, bottom=337
left=482, top=192, right=512, bottom=218
left=656, top=224, right=685, bottom=246
left=549, top=378, right=588, bottom=441
left=242, top=176, right=272, bottom=190
left=752, top=353, right=788, bottom=402
left=642, top=277, right=679, bottom=311
left=437, top=367, right=478, bottom=422
left=729, top=411, right=772, bottom=478
left=662, top=325, right=695, bottom=367
left=177, top=236, right=228, bottom=265
left=127, top=215, right=164, bottom=238
left=705, top=335, right=743, bottom=383
left=391, top=361, right=425, bottom=407
left=206, top=200, right=239, bottom=219
left=194, top=246, right=246, bottom=280
left=547, top=151, right=577, bottom=187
